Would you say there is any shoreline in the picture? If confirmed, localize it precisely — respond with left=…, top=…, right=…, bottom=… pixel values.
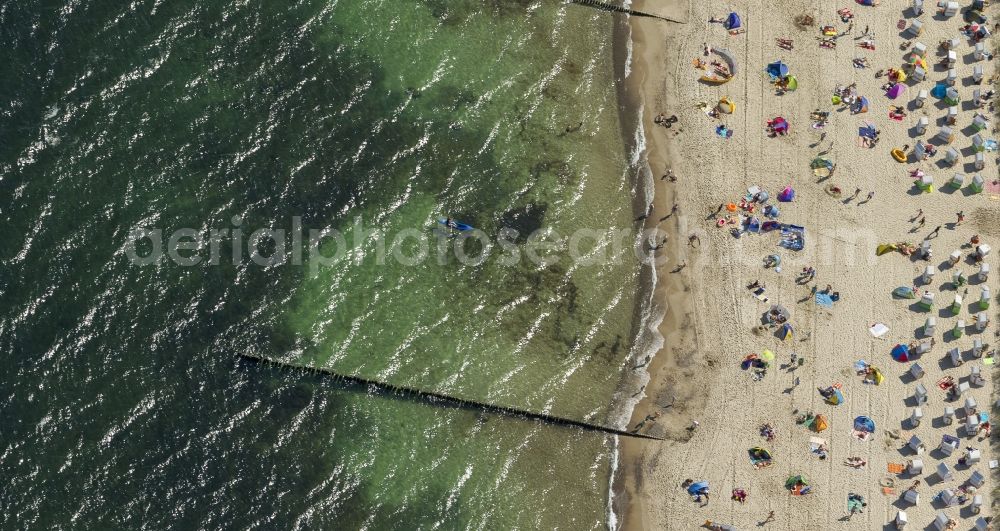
left=610, top=0, right=708, bottom=529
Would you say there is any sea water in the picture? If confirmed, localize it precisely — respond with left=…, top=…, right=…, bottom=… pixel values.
left=0, top=1, right=645, bottom=528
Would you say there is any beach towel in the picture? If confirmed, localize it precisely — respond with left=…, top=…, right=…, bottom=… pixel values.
left=937, top=376, right=955, bottom=390
left=815, top=293, right=834, bottom=308
left=887, top=463, right=905, bottom=474
left=809, top=437, right=828, bottom=458
left=869, top=323, right=889, bottom=337
left=779, top=225, right=805, bottom=251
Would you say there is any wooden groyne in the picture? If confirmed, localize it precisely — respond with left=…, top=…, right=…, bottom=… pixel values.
left=568, top=0, right=687, bottom=23
left=239, top=353, right=664, bottom=441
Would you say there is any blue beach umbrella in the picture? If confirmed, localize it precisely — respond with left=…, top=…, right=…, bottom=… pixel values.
left=725, top=12, right=742, bottom=30
left=687, top=481, right=710, bottom=495
left=853, top=416, right=875, bottom=433
left=826, top=388, right=845, bottom=405
left=891, top=344, right=911, bottom=362
left=766, top=61, right=788, bottom=80
left=778, top=322, right=794, bottom=341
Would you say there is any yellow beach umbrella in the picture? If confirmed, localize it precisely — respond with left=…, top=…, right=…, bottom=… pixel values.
left=717, top=97, right=736, bottom=114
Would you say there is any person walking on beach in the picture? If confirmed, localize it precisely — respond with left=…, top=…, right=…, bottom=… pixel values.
left=918, top=216, right=926, bottom=228
left=851, top=187, right=861, bottom=200
left=862, top=191, right=874, bottom=203
left=913, top=208, right=923, bottom=220
left=957, top=211, right=965, bottom=226
left=930, top=225, right=942, bottom=238
left=762, top=511, right=775, bottom=524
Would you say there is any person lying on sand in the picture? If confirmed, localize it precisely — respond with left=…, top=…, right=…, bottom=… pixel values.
left=843, top=457, right=866, bottom=468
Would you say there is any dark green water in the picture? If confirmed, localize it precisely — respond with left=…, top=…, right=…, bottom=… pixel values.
left=0, top=1, right=646, bottom=528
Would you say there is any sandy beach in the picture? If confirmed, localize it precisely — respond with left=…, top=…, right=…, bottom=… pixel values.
left=617, top=0, right=1000, bottom=529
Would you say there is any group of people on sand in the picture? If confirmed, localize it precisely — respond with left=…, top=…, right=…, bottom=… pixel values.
left=654, top=113, right=678, bottom=128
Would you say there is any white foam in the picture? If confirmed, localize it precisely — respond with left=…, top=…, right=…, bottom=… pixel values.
left=607, top=71, right=666, bottom=531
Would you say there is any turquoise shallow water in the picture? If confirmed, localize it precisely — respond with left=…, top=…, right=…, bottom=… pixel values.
left=0, top=1, right=644, bottom=528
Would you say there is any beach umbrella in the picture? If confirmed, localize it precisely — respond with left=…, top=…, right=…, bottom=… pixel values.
left=966, top=9, right=986, bottom=24
left=766, top=60, right=788, bottom=80
left=783, top=75, right=798, bottom=91
left=714, top=48, right=739, bottom=76
left=826, top=388, right=845, bottom=405
left=876, top=243, right=898, bottom=256
left=785, top=475, right=809, bottom=489
left=891, top=343, right=911, bottom=362
left=768, top=304, right=790, bottom=321
left=906, top=53, right=928, bottom=69
left=717, top=97, right=735, bottom=114
left=778, top=186, right=795, bottom=202
left=772, top=117, right=788, bottom=133
left=724, top=11, right=741, bottom=30
left=778, top=322, right=793, bottom=341
left=810, top=157, right=833, bottom=169
left=811, top=414, right=828, bottom=432
left=892, top=286, right=916, bottom=298
left=852, top=96, right=869, bottom=113
left=858, top=123, right=876, bottom=139
left=891, top=69, right=907, bottom=83
left=870, top=367, right=884, bottom=385
left=887, top=83, right=905, bottom=99
left=749, top=447, right=772, bottom=462
left=931, top=83, right=948, bottom=99
left=687, top=481, right=710, bottom=495
left=853, top=416, right=876, bottom=433
left=760, top=350, right=775, bottom=363
left=856, top=0, right=876, bottom=5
